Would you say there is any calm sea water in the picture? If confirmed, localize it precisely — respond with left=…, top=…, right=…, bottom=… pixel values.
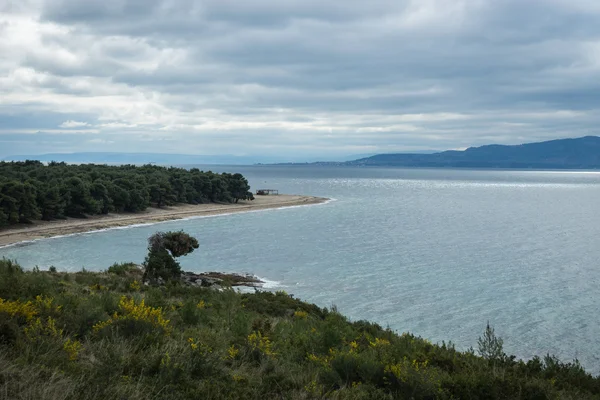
left=2, top=166, right=600, bottom=373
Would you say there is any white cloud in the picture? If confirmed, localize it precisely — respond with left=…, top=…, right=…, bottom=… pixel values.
left=59, top=120, right=90, bottom=128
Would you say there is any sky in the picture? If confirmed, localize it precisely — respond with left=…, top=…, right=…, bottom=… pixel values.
left=1, top=0, right=600, bottom=160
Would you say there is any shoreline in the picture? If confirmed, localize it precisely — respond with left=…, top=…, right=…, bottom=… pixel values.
left=0, top=194, right=329, bottom=248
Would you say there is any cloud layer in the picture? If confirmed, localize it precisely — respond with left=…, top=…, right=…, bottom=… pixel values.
left=1, top=0, right=600, bottom=159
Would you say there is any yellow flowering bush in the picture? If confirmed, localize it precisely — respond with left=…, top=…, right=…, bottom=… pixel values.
left=0, top=297, right=38, bottom=321
left=293, top=310, right=308, bottom=319
left=24, top=317, right=63, bottom=339
left=34, top=295, right=62, bottom=314
left=307, top=352, right=331, bottom=368
left=89, top=283, right=108, bottom=291
left=384, top=357, right=441, bottom=395
left=24, top=316, right=82, bottom=362
left=248, top=331, right=275, bottom=357
left=129, top=280, right=141, bottom=291
left=227, top=345, right=239, bottom=360
left=307, top=348, right=340, bottom=368
left=369, top=337, right=391, bottom=348
left=63, top=338, right=82, bottom=361
left=188, top=337, right=212, bottom=355
left=93, top=296, right=171, bottom=335
left=304, top=380, right=322, bottom=396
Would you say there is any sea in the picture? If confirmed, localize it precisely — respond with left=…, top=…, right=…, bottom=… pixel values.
left=2, top=166, right=600, bottom=373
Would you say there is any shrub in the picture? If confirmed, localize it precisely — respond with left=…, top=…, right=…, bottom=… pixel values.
left=93, top=296, right=171, bottom=339
left=107, top=262, right=139, bottom=276
left=478, top=322, right=505, bottom=362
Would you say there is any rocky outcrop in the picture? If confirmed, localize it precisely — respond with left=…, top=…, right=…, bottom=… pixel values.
left=180, top=271, right=263, bottom=289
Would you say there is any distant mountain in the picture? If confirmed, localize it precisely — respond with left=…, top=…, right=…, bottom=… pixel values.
left=344, top=136, right=600, bottom=169
left=1, top=152, right=286, bottom=165
left=2, top=152, right=371, bottom=165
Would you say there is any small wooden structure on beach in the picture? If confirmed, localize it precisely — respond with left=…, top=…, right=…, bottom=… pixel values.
left=256, top=189, right=279, bottom=195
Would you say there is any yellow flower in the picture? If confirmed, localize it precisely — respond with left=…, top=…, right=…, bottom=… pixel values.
left=369, top=337, right=390, bottom=347
left=349, top=341, right=359, bottom=352
left=93, top=296, right=170, bottom=334
left=188, top=337, right=212, bottom=354
left=293, top=310, right=308, bottom=319
left=129, top=280, right=141, bottom=291
left=248, top=331, right=275, bottom=357
left=304, top=380, right=321, bottom=395
left=385, top=364, right=403, bottom=380
left=227, top=345, right=239, bottom=359
left=0, top=297, right=38, bottom=321
left=160, top=352, right=171, bottom=367
left=196, top=300, right=206, bottom=309
left=35, top=295, right=61, bottom=313
left=307, top=353, right=330, bottom=368
left=63, top=339, right=82, bottom=361
left=24, top=317, right=63, bottom=339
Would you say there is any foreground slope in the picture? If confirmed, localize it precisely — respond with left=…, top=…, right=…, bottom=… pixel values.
left=1, top=260, right=599, bottom=399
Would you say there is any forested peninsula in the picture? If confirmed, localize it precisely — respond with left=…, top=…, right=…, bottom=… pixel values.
left=0, top=161, right=254, bottom=227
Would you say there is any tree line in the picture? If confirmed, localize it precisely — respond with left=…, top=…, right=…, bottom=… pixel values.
left=0, top=161, right=254, bottom=227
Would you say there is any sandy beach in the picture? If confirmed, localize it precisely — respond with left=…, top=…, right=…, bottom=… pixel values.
left=0, top=194, right=328, bottom=247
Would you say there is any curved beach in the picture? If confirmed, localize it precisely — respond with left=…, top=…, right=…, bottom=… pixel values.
left=0, top=194, right=328, bottom=247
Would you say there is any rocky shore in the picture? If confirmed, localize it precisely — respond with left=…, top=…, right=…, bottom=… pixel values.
left=180, top=271, right=264, bottom=290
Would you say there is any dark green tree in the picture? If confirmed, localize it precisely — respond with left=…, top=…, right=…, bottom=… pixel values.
left=106, top=182, right=130, bottom=212
left=143, top=231, right=199, bottom=282
left=90, top=181, right=112, bottom=214
left=37, top=184, right=66, bottom=220
left=62, top=177, right=99, bottom=217
left=209, top=175, right=231, bottom=202
left=0, top=207, right=7, bottom=226
left=478, top=322, right=505, bottom=363
left=149, top=179, right=176, bottom=208
left=226, top=173, right=254, bottom=203
left=0, top=181, right=40, bottom=223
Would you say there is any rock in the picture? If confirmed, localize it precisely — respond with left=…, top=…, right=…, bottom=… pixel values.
left=179, top=271, right=263, bottom=289
left=201, top=277, right=223, bottom=286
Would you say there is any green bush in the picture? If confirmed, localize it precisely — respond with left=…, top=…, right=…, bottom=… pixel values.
left=107, top=262, right=139, bottom=276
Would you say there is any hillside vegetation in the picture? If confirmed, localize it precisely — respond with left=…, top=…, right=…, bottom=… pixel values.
left=1, top=257, right=599, bottom=399
left=0, top=161, right=254, bottom=227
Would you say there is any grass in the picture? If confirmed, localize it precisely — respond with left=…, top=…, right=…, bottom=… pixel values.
left=1, top=258, right=599, bottom=399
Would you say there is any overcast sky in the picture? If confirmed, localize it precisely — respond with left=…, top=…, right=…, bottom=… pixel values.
left=1, top=0, right=599, bottom=159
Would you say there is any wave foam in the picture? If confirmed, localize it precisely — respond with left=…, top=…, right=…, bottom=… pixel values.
left=256, top=276, right=284, bottom=289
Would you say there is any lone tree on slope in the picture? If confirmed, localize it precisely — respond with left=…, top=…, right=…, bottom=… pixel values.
left=143, top=231, right=199, bottom=282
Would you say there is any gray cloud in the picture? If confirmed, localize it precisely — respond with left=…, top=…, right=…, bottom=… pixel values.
left=1, top=0, right=600, bottom=158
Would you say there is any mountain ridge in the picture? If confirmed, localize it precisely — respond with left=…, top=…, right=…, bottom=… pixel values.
left=341, top=136, right=600, bottom=169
